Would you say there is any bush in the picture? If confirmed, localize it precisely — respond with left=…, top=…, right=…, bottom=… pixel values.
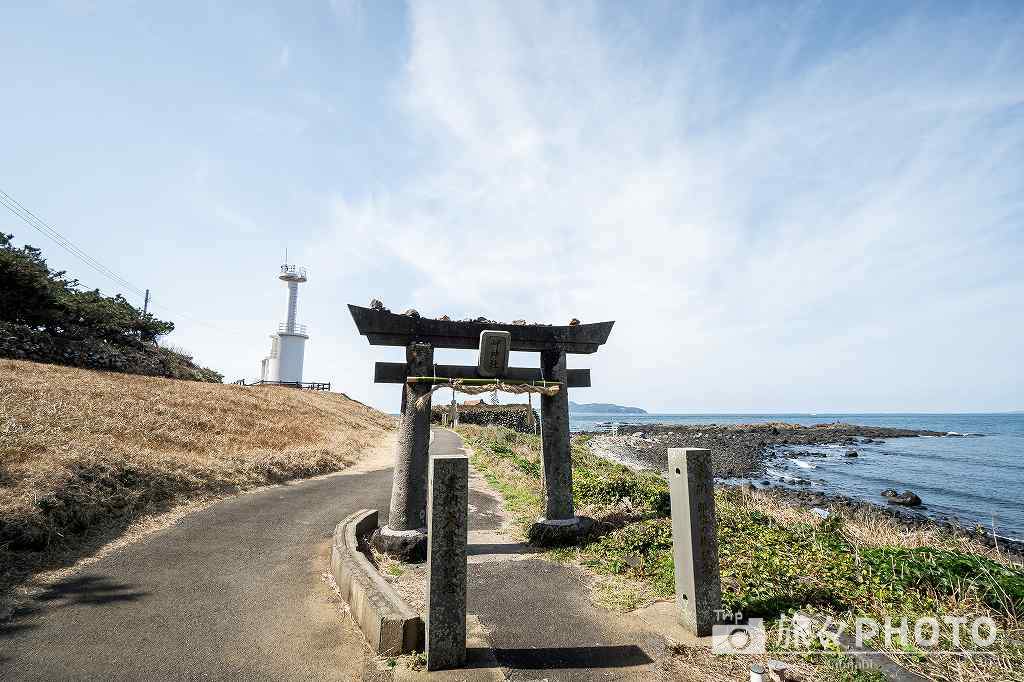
left=0, top=234, right=221, bottom=382
left=574, top=467, right=671, bottom=516
left=0, top=322, right=223, bottom=382
left=432, top=403, right=539, bottom=432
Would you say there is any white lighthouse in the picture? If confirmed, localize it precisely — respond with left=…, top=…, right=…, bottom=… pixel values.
left=260, top=264, right=309, bottom=384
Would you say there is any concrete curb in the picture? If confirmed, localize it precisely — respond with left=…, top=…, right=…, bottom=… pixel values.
left=331, top=509, right=424, bottom=655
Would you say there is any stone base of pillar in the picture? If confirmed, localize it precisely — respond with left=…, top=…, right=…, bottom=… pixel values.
left=371, top=525, right=428, bottom=563
left=527, top=516, right=595, bottom=547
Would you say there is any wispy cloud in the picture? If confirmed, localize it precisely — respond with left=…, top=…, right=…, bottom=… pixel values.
left=274, top=45, right=290, bottom=73
left=316, top=2, right=1024, bottom=411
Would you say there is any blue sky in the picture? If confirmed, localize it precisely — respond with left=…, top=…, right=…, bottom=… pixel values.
left=2, top=1, right=1022, bottom=413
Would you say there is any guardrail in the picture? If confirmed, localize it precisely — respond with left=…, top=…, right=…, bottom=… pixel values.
left=280, top=264, right=308, bottom=279
left=277, top=323, right=308, bottom=335
left=233, top=380, right=330, bottom=391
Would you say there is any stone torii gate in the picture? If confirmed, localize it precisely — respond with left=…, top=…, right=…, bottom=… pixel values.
left=348, top=304, right=614, bottom=560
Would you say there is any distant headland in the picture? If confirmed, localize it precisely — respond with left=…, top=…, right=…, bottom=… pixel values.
left=569, top=401, right=647, bottom=415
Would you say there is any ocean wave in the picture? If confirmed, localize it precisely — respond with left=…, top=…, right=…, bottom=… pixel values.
left=819, top=468, right=1024, bottom=509
left=766, top=468, right=807, bottom=483
left=875, top=448, right=1024, bottom=472
left=791, top=459, right=817, bottom=470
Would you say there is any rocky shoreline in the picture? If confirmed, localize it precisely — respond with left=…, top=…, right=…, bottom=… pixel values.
left=587, top=421, right=944, bottom=478
left=726, top=482, right=1024, bottom=558
left=584, top=421, right=1024, bottom=557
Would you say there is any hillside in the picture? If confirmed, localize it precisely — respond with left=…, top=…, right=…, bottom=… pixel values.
left=569, top=401, right=647, bottom=414
left=0, top=359, right=394, bottom=592
left=0, top=233, right=221, bottom=382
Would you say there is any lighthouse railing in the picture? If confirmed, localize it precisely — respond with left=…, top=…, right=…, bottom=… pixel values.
left=277, top=322, right=308, bottom=335
left=279, top=264, right=308, bottom=279
left=234, top=379, right=330, bottom=391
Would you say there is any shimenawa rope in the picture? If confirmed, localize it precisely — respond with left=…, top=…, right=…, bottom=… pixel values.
left=414, top=378, right=559, bottom=410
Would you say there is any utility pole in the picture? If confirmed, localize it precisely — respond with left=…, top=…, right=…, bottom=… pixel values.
left=143, top=289, right=150, bottom=315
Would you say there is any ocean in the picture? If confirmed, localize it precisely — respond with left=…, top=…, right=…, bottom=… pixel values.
left=569, top=413, right=1024, bottom=541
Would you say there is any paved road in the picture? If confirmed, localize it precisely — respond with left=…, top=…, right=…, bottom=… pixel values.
left=1, top=445, right=395, bottom=681
left=3, top=430, right=669, bottom=681
left=433, top=428, right=669, bottom=681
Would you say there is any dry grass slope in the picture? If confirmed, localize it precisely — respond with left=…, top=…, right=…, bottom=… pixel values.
left=0, top=359, right=394, bottom=589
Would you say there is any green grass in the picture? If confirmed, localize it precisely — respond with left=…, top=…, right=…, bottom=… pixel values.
left=458, top=425, right=1024, bottom=681
left=858, top=547, right=1024, bottom=616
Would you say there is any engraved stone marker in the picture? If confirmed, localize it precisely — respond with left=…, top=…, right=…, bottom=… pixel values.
left=426, top=454, right=469, bottom=670
left=668, top=448, right=722, bottom=636
left=477, top=329, right=511, bottom=377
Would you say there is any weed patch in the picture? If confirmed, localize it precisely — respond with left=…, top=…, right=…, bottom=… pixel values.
left=458, top=424, right=1024, bottom=681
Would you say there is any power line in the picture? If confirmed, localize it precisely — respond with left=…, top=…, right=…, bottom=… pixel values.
left=0, top=188, right=147, bottom=298
left=0, top=187, right=238, bottom=335
left=145, top=298, right=239, bottom=335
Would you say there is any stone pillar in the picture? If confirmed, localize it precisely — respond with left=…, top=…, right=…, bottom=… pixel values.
left=540, top=349, right=573, bottom=520
left=373, top=341, right=433, bottom=562
left=426, top=454, right=468, bottom=671
left=528, top=349, right=593, bottom=545
left=668, top=448, right=722, bottom=636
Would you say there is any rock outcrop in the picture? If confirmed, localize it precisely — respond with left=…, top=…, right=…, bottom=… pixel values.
left=882, top=489, right=923, bottom=506
left=591, top=422, right=944, bottom=478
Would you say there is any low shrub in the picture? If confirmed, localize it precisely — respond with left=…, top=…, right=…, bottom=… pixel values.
left=860, top=547, right=1024, bottom=615
left=573, top=467, right=670, bottom=516
left=580, top=519, right=676, bottom=596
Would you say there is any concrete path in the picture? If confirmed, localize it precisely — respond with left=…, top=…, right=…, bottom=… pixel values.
left=0, top=440, right=397, bottom=681
left=415, top=429, right=675, bottom=681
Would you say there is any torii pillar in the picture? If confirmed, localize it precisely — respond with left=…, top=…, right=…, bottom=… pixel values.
left=527, top=349, right=595, bottom=545
left=372, top=341, right=433, bottom=561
